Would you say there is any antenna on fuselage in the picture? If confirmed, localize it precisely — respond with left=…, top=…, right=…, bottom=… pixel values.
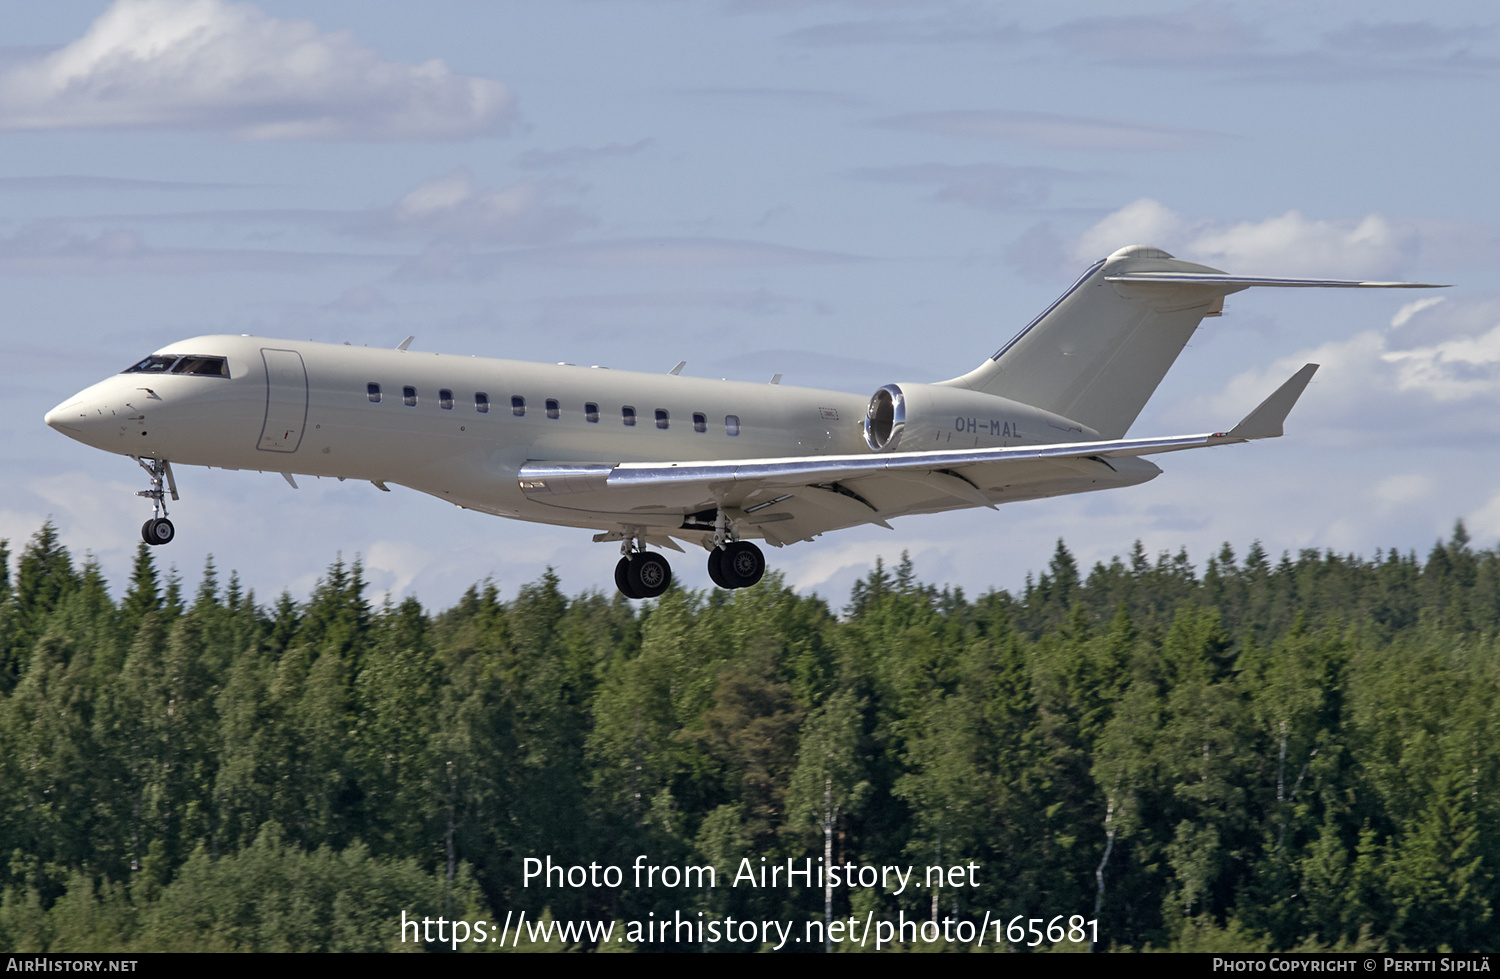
left=396, top=336, right=415, bottom=352
left=669, top=361, right=686, bottom=375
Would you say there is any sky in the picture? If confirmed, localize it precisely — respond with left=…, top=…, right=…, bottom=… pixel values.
left=5, top=0, right=1500, bottom=610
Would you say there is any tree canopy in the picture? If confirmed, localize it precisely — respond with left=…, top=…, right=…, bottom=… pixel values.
left=0, top=522, right=1495, bottom=952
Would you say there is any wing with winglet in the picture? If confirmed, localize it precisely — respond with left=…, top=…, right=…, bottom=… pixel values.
left=517, top=364, right=1320, bottom=546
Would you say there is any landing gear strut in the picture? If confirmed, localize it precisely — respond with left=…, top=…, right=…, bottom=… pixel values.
left=614, top=531, right=672, bottom=600
left=134, top=456, right=178, bottom=546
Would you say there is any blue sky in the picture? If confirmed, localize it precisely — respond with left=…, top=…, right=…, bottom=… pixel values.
left=6, top=0, right=1500, bottom=607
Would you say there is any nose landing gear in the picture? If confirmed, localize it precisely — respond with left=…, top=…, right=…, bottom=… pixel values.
left=134, top=456, right=179, bottom=546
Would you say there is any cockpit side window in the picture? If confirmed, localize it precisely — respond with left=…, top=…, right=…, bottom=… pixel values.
left=171, top=356, right=230, bottom=377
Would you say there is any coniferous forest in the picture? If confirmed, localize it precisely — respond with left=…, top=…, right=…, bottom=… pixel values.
left=0, top=520, right=1495, bottom=953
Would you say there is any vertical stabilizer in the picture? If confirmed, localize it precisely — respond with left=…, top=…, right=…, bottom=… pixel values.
left=940, top=246, right=1237, bottom=439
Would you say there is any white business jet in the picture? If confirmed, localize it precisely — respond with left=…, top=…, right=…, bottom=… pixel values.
left=45, top=245, right=1441, bottom=599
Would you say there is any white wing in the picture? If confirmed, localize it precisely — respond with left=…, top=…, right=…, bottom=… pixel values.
left=517, top=365, right=1318, bottom=547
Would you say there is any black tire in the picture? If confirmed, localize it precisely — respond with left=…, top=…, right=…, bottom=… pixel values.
left=721, top=541, right=765, bottom=589
left=143, top=517, right=175, bottom=546
left=627, top=552, right=672, bottom=599
left=707, top=546, right=731, bottom=589
left=615, top=556, right=638, bottom=599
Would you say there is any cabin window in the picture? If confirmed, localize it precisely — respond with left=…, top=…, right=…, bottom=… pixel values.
left=546, top=398, right=560, bottom=420
left=439, top=389, right=454, bottom=410
left=475, top=392, right=489, bottom=413
left=403, top=386, right=418, bottom=407
left=693, top=412, right=706, bottom=433
left=585, top=402, right=599, bottom=423
left=655, top=409, right=669, bottom=430
left=511, top=396, right=526, bottom=417
left=622, top=406, right=636, bottom=427
left=367, top=383, right=382, bottom=404
left=725, top=414, right=740, bottom=436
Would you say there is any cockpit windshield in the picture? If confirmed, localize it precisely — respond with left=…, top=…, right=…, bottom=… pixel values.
left=124, top=355, right=177, bottom=374
left=123, top=355, right=230, bottom=377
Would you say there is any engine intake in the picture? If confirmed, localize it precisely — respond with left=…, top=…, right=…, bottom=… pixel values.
left=862, top=382, right=1097, bottom=453
left=863, top=384, right=905, bottom=451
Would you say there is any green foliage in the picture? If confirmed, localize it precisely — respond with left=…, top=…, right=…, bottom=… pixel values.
left=1, top=523, right=1497, bottom=951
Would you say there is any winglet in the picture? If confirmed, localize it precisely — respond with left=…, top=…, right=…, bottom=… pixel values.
left=1227, top=364, right=1319, bottom=440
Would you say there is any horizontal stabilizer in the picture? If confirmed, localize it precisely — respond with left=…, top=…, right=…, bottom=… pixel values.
left=1105, top=272, right=1448, bottom=289
left=1227, top=364, right=1319, bottom=440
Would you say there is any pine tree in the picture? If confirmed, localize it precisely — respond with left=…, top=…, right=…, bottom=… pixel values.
left=3, top=522, right=80, bottom=689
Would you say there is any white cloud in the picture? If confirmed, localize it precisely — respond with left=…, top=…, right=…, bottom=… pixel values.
left=15, top=472, right=143, bottom=575
left=1073, top=198, right=1416, bottom=279
left=1391, top=296, right=1445, bottom=329
left=363, top=171, right=591, bottom=244
left=1198, top=297, right=1500, bottom=441
left=1382, top=323, right=1500, bottom=402
left=1373, top=473, right=1435, bottom=511
left=1073, top=198, right=1189, bottom=263
left=1466, top=490, right=1500, bottom=542
left=1191, top=211, right=1412, bottom=280
left=0, top=0, right=514, bottom=140
left=782, top=536, right=909, bottom=593
left=362, top=539, right=428, bottom=600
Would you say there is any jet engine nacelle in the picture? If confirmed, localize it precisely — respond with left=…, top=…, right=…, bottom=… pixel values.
left=862, top=381, right=1099, bottom=452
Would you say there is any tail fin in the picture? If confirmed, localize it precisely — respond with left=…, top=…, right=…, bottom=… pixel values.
left=940, top=246, right=1233, bottom=438
left=940, top=245, right=1442, bottom=439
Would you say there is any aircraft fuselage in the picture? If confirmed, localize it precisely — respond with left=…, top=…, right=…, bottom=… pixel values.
left=47, top=334, right=1114, bottom=537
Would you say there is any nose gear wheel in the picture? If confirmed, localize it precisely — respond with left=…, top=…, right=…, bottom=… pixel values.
left=141, top=518, right=175, bottom=545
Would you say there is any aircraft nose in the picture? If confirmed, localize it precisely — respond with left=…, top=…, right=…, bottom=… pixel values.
left=45, top=392, right=124, bottom=446
left=45, top=399, right=83, bottom=433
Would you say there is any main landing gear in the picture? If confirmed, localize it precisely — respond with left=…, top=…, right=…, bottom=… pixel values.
left=704, top=507, right=764, bottom=591
left=708, top=541, right=765, bottom=590
left=616, top=549, right=672, bottom=600
left=135, top=456, right=179, bottom=546
left=609, top=514, right=767, bottom=600
left=611, top=541, right=767, bottom=599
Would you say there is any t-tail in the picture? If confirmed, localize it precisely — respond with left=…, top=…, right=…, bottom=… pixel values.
left=939, top=245, right=1444, bottom=439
